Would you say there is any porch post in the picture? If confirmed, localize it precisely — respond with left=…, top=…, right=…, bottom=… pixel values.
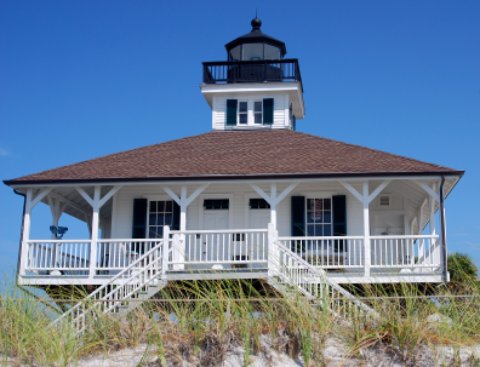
left=362, top=182, right=371, bottom=278
left=164, top=185, right=208, bottom=270
left=340, top=180, right=390, bottom=279
left=439, top=177, right=448, bottom=282
left=18, top=188, right=51, bottom=278
left=19, top=189, right=33, bottom=277
left=76, top=185, right=121, bottom=280
left=270, top=184, right=277, bottom=229
left=179, top=186, right=187, bottom=233
left=267, top=222, right=278, bottom=277
left=89, top=187, right=101, bottom=280
left=429, top=184, right=438, bottom=266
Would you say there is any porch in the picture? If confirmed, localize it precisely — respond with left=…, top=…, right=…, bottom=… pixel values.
left=14, top=176, right=453, bottom=286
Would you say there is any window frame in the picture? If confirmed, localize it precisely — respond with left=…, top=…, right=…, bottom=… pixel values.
left=147, top=199, right=177, bottom=239
left=253, top=100, right=263, bottom=124
left=237, top=101, right=248, bottom=125
left=305, top=197, right=333, bottom=237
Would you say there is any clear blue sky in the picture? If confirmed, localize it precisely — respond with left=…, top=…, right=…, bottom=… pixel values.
left=0, top=1, right=479, bottom=282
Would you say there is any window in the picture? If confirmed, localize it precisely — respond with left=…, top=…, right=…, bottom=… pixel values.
left=225, top=99, right=273, bottom=126
left=249, top=198, right=270, bottom=209
left=254, top=101, right=263, bottom=124
left=379, top=195, right=390, bottom=207
left=204, top=199, right=229, bottom=210
left=306, top=198, right=332, bottom=236
left=148, top=200, right=178, bottom=238
left=238, top=102, right=248, bottom=124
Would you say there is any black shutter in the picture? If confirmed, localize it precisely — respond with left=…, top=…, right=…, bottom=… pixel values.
left=291, top=196, right=305, bottom=236
left=263, top=98, right=274, bottom=125
left=226, top=99, right=238, bottom=126
left=132, top=198, right=147, bottom=238
left=332, top=195, right=347, bottom=252
left=172, top=201, right=180, bottom=231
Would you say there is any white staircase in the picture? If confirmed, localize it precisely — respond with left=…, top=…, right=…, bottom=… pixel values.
left=270, top=240, right=377, bottom=320
left=53, top=240, right=167, bottom=335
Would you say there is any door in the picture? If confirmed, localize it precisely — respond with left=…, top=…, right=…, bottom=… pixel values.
left=201, top=199, right=230, bottom=264
left=248, top=198, right=270, bottom=229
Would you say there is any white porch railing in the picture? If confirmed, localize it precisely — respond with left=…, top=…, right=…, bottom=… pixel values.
left=26, top=240, right=91, bottom=274
left=24, top=239, right=162, bottom=276
left=169, top=229, right=268, bottom=270
left=23, top=233, right=441, bottom=280
left=278, top=236, right=365, bottom=269
left=370, top=235, right=440, bottom=270
left=96, top=239, right=161, bottom=272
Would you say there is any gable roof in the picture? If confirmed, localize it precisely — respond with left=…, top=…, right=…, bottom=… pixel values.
left=4, top=130, right=463, bottom=185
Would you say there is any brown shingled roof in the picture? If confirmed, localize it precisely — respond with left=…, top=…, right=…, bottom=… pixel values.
left=4, top=130, right=462, bottom=185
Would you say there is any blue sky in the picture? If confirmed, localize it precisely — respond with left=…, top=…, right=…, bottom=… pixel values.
left=0, top=0, right=479, bottom=282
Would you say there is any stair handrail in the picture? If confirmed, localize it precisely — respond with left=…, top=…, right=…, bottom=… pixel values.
left=273, top=239, right=377, bottom=318
left=53, top=239, right=164, bottom=326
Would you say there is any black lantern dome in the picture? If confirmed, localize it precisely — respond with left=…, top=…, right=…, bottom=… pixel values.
left=225, top=17, right=287, bottom=61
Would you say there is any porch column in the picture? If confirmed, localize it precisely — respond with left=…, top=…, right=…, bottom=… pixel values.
left=429, top=183, right=438, bottom=265
left=362, top=183, right=371, bottom=277
left=340, top=180, right=390, bottom=278
left=18, top=188, right=51, bottom=278
left=164, top=185, right=208, bottom=270
left=76, top=185, right=121, bottom=280
left=250, top=183, right=297, bottom=230
left=439, top=177, right=448, bottom=282
left=90, top=187, right=100, bottom=280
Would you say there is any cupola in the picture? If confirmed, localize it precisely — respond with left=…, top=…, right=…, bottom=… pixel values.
left=201, top=17, right=305, bottom=131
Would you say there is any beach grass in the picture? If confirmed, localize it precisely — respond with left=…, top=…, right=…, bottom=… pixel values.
left=1, top=254, right=479, bottom=366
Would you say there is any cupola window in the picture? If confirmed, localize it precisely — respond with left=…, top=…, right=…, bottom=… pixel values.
left=226, top=98, right=274, bottom=126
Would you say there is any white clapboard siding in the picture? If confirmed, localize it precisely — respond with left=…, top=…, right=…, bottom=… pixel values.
left=110, top=182, right=367, bottom=240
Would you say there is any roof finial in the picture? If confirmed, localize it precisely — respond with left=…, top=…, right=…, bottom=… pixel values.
left=251, top=13, right=262, bottom=31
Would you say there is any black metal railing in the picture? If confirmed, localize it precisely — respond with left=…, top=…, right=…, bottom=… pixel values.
left=203, top=59, right=302, bottom=88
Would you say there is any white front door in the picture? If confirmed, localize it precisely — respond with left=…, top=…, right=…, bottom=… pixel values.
left=201, top=199, right=229, bottom=263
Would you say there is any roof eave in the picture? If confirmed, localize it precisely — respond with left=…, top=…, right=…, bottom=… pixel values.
left=4, top=170, right=465, bottom=187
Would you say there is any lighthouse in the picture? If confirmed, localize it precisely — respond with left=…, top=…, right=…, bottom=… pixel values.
left=201, top=17, right=305, bottom=131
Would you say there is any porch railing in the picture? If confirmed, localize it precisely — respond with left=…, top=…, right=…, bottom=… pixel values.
left=278, top=236, right=365, bottom=269
left=169, top=229, right=268, bottom=270
left=23, top=233, right=441, bottom=279
left=24, top=239, right=162, bottom=276
left=96, top=239, right=162, bottom=272
left=370, top=235, right=440, bottom=270
left=26, top=240, right=90, bottom=274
